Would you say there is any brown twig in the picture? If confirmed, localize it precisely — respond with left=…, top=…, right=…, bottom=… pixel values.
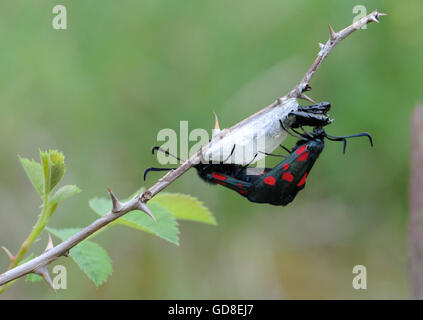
left=0, top=9, right=386, bottom=289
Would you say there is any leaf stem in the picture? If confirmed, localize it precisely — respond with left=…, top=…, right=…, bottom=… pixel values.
left=0, top=193, right=52, bottom=294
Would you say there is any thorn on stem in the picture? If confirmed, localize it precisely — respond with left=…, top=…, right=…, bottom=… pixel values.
left=34, top=265, right=56, bottom=294
left=214, top=112, right=220, bottom=131
left=1, top=246, right=15, bottom=262
left=107, top=186, right=122, bottom=213
left=45, top=234, right=54, bottom=251
left=212, top=112, right=221, bottom=138
left=299, top=93, right=316, bottom=103
left=318, top=42, right=325, bottom=49
left=138, top=202, right=157, bottom=223
left=328, top=24, right=336, bottom=41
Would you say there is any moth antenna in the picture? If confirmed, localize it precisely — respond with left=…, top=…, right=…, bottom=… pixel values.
left=151, top=146, right=184, bottom=161
left=325, top=132, right=373, bottom=154
left=144, top=167, right=175, bottom=181
left=342, top=132, right=374, bottom=148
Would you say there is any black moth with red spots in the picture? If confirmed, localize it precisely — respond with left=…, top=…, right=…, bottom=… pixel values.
left=144, top=126, right=373, bottom=206
left=194, top=127, right=372, bottom=206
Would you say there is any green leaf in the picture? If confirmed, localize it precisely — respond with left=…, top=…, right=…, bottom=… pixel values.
left=48, top=228, right=113, bottom=287
left=49, top=150, right=66, bottom=192
left=151, top=193, right=216, bottom=225
left=19, top=157, right=44, bottom=196
left=26, top=273, right=43, bottom=283
left=39, top=150, right=66, bottom=194
left=40, top=150, right=51, bottom=195
left=48, top=185, right=81, bottom=206
left=89, top=198, right=180, bottom=245
left=70, top=241, right=112, bottom=287
left=89, top=197, right=111, bottom=216
left=119, top=203, right=179, bottom=245
left=47, top=227, right=81, bottom=240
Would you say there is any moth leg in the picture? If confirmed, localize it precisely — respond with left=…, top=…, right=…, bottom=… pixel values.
left=222, top=144, right=236, bottom=163
left=292, top=126, right=313, bottom=139
left=143, top=167, right=175, bottom=180
left=280, top=145, right=292, bottom=155
left=258, top=151, right=287, bottom=158
left=241, top=153, right=258, bottom=170
left=279, top=120, right=304, bottom=139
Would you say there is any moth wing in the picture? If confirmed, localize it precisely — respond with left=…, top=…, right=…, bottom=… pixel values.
left=205, top=171, right=251, bottom=197
left=247, top=142, right=321, bottom=206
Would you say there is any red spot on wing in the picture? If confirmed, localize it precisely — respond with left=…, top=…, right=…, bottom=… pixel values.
left=295, top=145, right=307, bottom=155
left=282, top=163, right=289, bottom=170
left=297, top=150, right=309, bottom=162
left=282, top=172, right=294, bottom=182
left=297, top=173, right=307, bottom=187
left=263, top=176, right=276, bottom=186
left=211, top=172, right=227, bottom=181
left=239, top=189, right=248, bottom=195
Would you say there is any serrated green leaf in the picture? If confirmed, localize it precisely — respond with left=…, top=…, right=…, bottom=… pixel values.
left=40, top=150, right=50, bottom=195
left=47, top=227, right=81, bottom=240
left=48, top=227, right=112, bottom=287
left=69, top=241, right=112, bottom=287
left=119, top=203, right=179, bottom=245
left=89, top=197, right=180, bottom=245
left=49, top=150, right=66, bottom=192
left=48, top=185, right=81, bottom=206
left=26, top=273, right=43, bottom=282
left=19, top=157, right=44, bottom=196
left=151, top=193, right=216, bottom=225
left=89, top=197, right=111, bottom=216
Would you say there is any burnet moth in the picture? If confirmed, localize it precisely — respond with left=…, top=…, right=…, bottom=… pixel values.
left=145, top=126, right=373, bottom=206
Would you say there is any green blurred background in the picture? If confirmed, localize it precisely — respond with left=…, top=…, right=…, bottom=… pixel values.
left=0, top=0, right=421, bottom=299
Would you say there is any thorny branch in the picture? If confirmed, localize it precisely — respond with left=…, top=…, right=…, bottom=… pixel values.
left=0, top=9, right=386, bottom=290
